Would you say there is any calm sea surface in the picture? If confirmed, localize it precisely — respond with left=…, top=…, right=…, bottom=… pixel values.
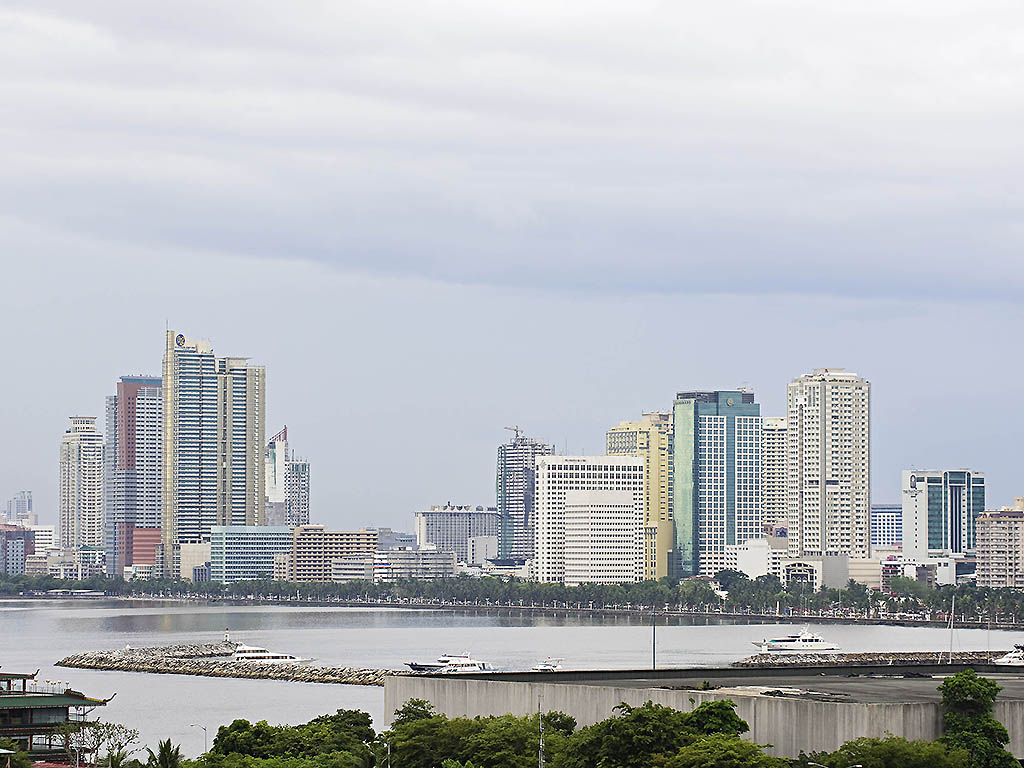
left=2, top=599, right=1020, bottom=756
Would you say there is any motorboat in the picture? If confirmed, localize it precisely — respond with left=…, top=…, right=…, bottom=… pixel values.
left=531, top=657, right=564, bottom=672
left=994, top=645, right=1024, bottom=666
left=753, top=627, right=840, bottom=653
left=406, top=653, right=493, bottom=673
left=230, top=643, right=310, bottom=663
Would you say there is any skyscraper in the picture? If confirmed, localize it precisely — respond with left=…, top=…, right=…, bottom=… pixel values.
left=786, top=368, right=871, bottom=559
left=5, top=491, right=34, bottom=527
left=265, top=427, right=311, bottom=527
left=496, top=431, right=554, bottom=559
left=761, top=417, right=788, bottom=531
left=162, top=331, right=266, bottom=576
left=606, top=412, right=673, bottom=579
left=534, top=455, right=644, bottom=585
left=104, top=376, right=162, bottom=575
left=901, top=470, right=985, bottom=559
left=672, top=390, right=762, bottom=578
left=59, top=416, right=104, bottom=549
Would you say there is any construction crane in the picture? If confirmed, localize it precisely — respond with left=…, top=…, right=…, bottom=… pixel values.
left=504, top=425, right=522, bottom=440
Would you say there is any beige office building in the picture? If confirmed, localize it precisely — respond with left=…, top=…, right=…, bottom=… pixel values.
left=281, top=525, right=379, bottom=582
left=606, top=413, right=672, bottom=579
left=60, top=416, right=104, bottom=549
left=162, top=331, right=266, bottom=576
left=976, top=500, right=1024, bottom=588
left=787, top=368, right=871, bottom=559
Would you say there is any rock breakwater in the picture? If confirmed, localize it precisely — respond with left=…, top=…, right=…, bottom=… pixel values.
left=56, top=643, right=393, bottom=686
left=735, top=650, right=1006, bottom=667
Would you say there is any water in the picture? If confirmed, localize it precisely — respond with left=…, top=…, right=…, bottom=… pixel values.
left=2, top=599, right=1018, bottom=757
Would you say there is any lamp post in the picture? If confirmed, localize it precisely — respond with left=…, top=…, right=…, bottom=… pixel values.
left=189, top=724, right=208, bottom=754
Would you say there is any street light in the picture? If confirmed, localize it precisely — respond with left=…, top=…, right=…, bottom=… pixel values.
left=189, top=724, right=208, bottom=754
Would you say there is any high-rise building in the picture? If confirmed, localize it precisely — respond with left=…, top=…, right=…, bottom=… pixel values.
left=672, top=391, right=763, bottom=578
left=901, top=470, right=985, bottom=559
left=976, top=499, right=1024, bottom=588
left=786, top=369, right=871, bottom=559
left=606, top=412, right=673, bottom=580
left=870, top=503, right=902, bottom=548
left=265, top=427, right=311, bottom=527
left=162, top=331, right=266, bottom=576
left=59, top=416, right=104, bottom=550
left=104, top=376, right=162, bottom=575
left=534, top=455, right=644, bottom=585
left=5, top=491, right=34, bottom=527
left=413, top=504, right=500, bottom=563
left=761, top=417, right=788, bottom=531
left=496, top=431, right=554, bottom=559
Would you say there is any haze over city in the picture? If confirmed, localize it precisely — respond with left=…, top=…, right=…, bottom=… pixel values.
left=4, top=1, right=1024, bottom=527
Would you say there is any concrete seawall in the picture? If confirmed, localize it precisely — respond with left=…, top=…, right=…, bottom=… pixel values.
left=56, top=643, right=392, bottom=686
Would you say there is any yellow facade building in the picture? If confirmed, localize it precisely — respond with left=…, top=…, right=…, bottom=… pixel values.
left=606, top=412, right=673, bottom=580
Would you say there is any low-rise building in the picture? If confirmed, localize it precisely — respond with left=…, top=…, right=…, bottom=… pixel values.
left=281, top=526, right=379, bottom=582
left=0, top=524, right=35, bottom=574
left=209, top=526, right=292, bottom=583
left=0, top=670, right=109, bottom=758
left=331, top=547, right=456, bottom=583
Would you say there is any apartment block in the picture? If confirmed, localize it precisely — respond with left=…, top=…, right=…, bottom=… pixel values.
left=60, top=416, right=104, bottom=549
left=976, top=499, right=1024, bottom=588
left=496, top=432, right=555, bottom=559
left=281, top=525, right=379, bottom=582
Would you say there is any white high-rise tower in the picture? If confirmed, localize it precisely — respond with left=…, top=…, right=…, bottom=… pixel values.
left=60, top=416, right=104, bottom=549
left=786, top=368, right=871, bottom=559
left=162, top=331, right=266, bottom=577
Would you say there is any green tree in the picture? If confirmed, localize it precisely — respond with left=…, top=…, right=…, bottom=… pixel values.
left=801, top=736, right=969, bottom=768
left=146, top=740, right=183, bottom=768
left=938, top=670, right=1017, bottom=768
left=663, top=733, right=787, bottom=767
left=391, top=700, right=436, bottom=728
left=0, top=738, right=33, bottom=768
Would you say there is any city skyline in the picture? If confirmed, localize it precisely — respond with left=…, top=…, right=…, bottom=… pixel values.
left=2, top=325, right=1020, bottom=533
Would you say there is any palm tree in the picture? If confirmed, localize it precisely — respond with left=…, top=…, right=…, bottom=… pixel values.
left=145, top=740, right=182, bottom=768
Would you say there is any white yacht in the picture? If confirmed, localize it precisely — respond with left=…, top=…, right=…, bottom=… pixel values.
left=406, top=653, right=493, bottom=673
left=994, top=645, right=1024, bottom=666
left=531, top=657, right=564, bottom=673
left=230, top=644, right=310, bottom=664
left=753, top=627, right=840, bottom=653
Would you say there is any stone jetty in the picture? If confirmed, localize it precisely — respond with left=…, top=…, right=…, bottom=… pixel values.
left=734, top=650, right=1006, bottom=667
left=56, top=643, right=393, bottom=686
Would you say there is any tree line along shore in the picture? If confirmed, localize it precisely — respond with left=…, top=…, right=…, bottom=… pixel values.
left=6, top=570, right=1024, bottom=629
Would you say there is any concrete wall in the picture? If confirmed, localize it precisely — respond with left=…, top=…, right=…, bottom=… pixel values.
left=385, top=676, right=1024, bottom=759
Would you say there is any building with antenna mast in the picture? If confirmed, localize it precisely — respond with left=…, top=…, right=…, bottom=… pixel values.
left=496, top=428, right=554, bottom=559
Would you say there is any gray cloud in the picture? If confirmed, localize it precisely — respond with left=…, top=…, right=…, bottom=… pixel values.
left=3, top=1, right=1024, bottom=299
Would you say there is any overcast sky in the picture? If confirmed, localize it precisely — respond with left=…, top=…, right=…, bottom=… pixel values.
left=3, top=2, right=1024, bottom=529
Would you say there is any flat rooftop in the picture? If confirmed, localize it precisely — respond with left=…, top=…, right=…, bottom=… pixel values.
left=452, top=664, right=1024, bottom=705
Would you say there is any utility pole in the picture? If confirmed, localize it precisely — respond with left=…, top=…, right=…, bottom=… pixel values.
left=538, top=693, right=544, bottom=768
left=651, top=608, right=657, bottom=670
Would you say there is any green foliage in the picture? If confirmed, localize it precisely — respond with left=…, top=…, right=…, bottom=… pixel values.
left=888, top=575, right=932, bottom=601
left=146, top=740, right=184, bottom=768
left=557, top=700, right=749, bottom=768
left=391, top=699, right=436, bottom=727
left=0, top=738, right=33, bottom=768
left=662, top=733, right=787, bottom=767
left=209, top=710, right=373, bottom=767
left=938, top=670, right=1018, bottom=768
left=801, top=735, right=969, bottom=768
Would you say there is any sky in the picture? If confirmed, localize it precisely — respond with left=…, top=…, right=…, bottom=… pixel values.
left=3, top=2, right=1024, bottom=529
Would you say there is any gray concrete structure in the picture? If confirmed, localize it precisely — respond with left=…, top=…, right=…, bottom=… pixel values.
left=383, top=665, right=1024, bottom=759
